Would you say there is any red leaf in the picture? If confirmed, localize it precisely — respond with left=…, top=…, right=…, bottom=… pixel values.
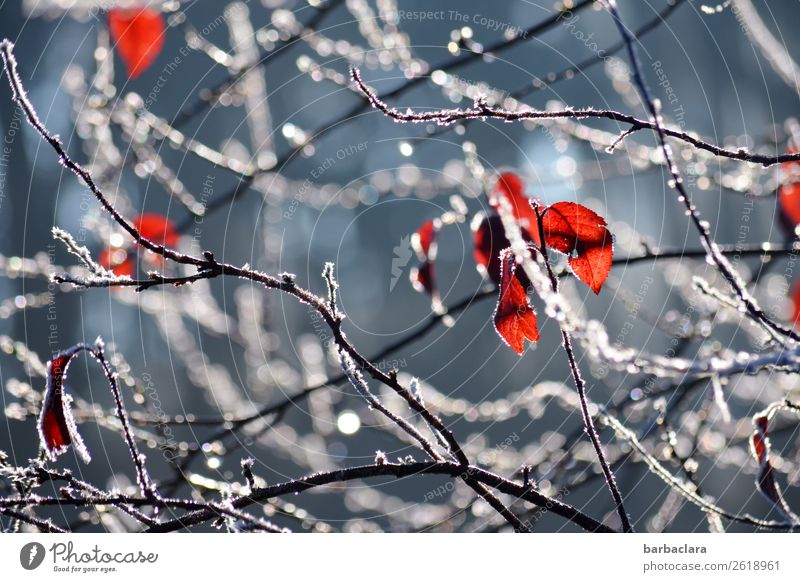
left=411, top=261, right=435, bottom=296
left=472, top=211, right=532, bottom=290
left=494, top=249, right=539, bottom=354
left=750, top=413, right=799, bottom=522
left=491, top=172, right=540, bottom=244
left=494, top=173, right=530, bottom=223
left=409, top=219, right=445, bottom=313
left=790, top=279, right=800, bottom=326
left=779, top=182, right=800, bottom=227
left=472, top=212, right=507, bottom=286
left=777, top=149, right=800, bottom=227
left=542, top=201, right=613, bottom=294
left=751, top=415, right=769, bottom=464
left=109, top=8, right=165, bottom=79
left=133, top=213, right=180, bottom=247
left=789, top=283, right=800, bottom=330
left=98, top=247, right=134, bottom=277
left=412, top=220, right=437, bottom=258
left=38, top=349, right=91, bottom=464
left=409, top=219, right=439, bottom=297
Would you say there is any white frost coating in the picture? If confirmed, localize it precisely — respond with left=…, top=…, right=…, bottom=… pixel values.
left=52, top=227, right=133, bottom=284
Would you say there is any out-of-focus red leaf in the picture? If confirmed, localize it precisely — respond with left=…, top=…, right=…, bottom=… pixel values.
left=541, top=201, right=613, bottom=294
left=133, top=213, right=180, bottom=247
left=494, top=172, right=533, bottom=226
left=777, top=149, right=800, bottom=228
left=409, top=219, right=445, bottom=313
left=98, top=247, right=134, bottom=278
left=412, top=220, right=437, bottom=258
left=38, top=349, right=91, bottom=464
left=491, top=172, right=541, bottom=245
left=472, top=212, right=507, bottom=286
left=411, top=261, right=435, bottom=296
left=494, top=249, right=538, bottom=354
left=791, top=279, right=800, bottom=326
left=750, top=412, right=799, bottom=523
left=779, top=183, right=800, bottom=227
left=471, top=211, right=532, bottom=291
left=409, top=219, right=439, bottom=297
left=108, top=8, right=165, bottom=79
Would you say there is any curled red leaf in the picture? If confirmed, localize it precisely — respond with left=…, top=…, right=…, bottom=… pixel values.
left=109, top=8, right=165, bottom=79
left=542, top=201, right=613, bottom=294
left=493, top=249, right=539, bottom=354
left=38, top=347, right=92, bottom=464
left=750, top=412, right=799, bottom=523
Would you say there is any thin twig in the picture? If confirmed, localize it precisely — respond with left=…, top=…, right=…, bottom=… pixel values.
left=532, top=201, right=633, bottom=533
left=350, top=66, right=800, bottom=168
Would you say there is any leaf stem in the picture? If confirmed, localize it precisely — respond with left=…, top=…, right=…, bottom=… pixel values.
left=532, top=201, right=633, bottom=533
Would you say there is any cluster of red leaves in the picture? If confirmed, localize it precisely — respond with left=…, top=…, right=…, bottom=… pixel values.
left=108, top=7, right=165, bottom=79
left=38, top=346, right=92, bottom=464
left=411, top=172, right=613, bottom=354
left=99, top=213, right=180, bottom=278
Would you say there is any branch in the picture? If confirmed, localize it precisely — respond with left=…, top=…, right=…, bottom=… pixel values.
left=143, top=461, right=612, bottom=533
left=73, top=241, right=799, bottom=433
left=600, top=0, right=800, bottom=345
left=532, top=201, right=633, bottom=532
left=350, top=67, right=800, bottom=168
